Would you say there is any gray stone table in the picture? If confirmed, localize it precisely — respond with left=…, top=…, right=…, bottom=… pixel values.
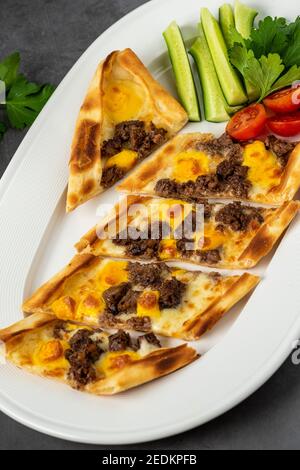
left=0, top=0, right=300, bottom=450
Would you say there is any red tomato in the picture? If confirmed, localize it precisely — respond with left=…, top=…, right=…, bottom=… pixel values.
left=264, top=86, right=300, bottom=114
left=226, top=104, right=267, bottom=141
left=267, top=112, right=300, bottom=137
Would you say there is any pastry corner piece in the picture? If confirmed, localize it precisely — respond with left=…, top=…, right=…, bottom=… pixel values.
left=117, top=132, right=300, bottom=206
left=0, top=313, right=198, bottom=396
left=66, top=48, right=188, bottom=212
left=22, top=256, right=260, bottom=341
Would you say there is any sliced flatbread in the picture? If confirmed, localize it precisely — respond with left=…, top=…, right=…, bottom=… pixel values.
left=118, top=133, right=300, bottom=205
left=22, top=256, right=259, bottom=340
left=67, top=48, right=188, bottom=212
left=74, top=196, right=299, bottom=269
left=0, top=312, right=198, bottom=395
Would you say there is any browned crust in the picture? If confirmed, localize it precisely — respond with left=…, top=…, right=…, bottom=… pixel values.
left=271, top=143, right=300, bottom=203
left=179, top=273, right=260, bottom=341
left=22, top=254, right=97, bottom=315
left=0, top=312, right=55, bottom=344
left=66, top=55, right=110, bottom=212
left=238, top=200, right=300, bottom=268
left=86, top=344, right=198, bottom=395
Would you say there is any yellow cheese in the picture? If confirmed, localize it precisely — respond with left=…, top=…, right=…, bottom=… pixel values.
left=104, top=80, right=144, bottom=123
left=97, top=351, right=140, bottom=376
left=76, top=291, right=104, bottom=320
left=172, top=150, right=209, bottom=182
left=51, top=296, right=76, bottom=321
left=34, top=340, right=68, bottom=370
left=105, top=150, right=138, bottom=170
left=137, top=290, right=160, bottom=319
left=97, top=260, right=128, bottom=288
left=200, top=223, right=226, bottom=251
left=158, top=239, right=178, bottom=260
left=243, top=141, right=282, bottom=190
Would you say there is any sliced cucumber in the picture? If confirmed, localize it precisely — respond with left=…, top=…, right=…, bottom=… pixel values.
left=219, top=4, right=235, bottom=48
left=234, top=0, right=258, bottom=39
left=163, top=21, right=201, bottom=121
left=189, top=25, right=229, bottom=123
left=201, top=8, right=247, bottom=107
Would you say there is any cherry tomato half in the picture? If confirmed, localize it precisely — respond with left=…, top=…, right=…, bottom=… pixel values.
left=226, top=104, right=267, bottom=141
left=267, top=112, right=300, bottom=137
left=263, top=86, right=300, bottom=114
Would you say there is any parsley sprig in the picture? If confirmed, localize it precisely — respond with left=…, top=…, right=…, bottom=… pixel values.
left=0, top=52, right=55, bottom=141
left=228, top=16, right=300, bottom=102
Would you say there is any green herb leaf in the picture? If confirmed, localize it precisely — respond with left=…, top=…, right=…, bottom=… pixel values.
left=6, top=75, right=55, bottom=129
left=226, top=26, right=245, bottom=48
left=246, top=17, right=288, bottom=58
left=268, top=65, right=300, bottom=95
left=283, top=20, right=300, bottom=67
left=0, top=52, right=20, bottom=90
left=229, top=45, right=285, bottom=101
left=0, top=122, right=7, bottom=141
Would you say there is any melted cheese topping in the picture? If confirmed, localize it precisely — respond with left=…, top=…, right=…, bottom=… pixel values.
left=201, top=223, right=226, bottom=251
left=243, top=141, right=282, bottom=190
left=105, top=150, right=138, bottom=170
left=137, top=290, right=160, bottom=319
left=103, top=80, right=144, bottom=123
left=158, top=239, right=178, bottom=260
left=172, top=150, right=209, bottom=182
left=97, top=351, right=140, bottom=376
left=97, top=260, right=128, bottom=287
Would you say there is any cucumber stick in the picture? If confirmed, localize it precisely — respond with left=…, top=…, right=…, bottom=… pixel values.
left=189, top=25, right=229, bottom=122
left=234, top=0, right=258, bottom=39
left=163, top=21, right=201, bottom=121
left=201, top=8, right=247, bottom=106
left=219, top=4, right=235, bottom=48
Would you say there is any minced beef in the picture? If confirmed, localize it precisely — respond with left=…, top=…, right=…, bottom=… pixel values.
left=159, top=278, right=185, bottom=309
left=215, top=202, right=264, bottom=232
left=154, top=178, right=179, bottom=199
left=101, top=120, right=167, bottom=187
left=117, top=288, right=140, bottom=314
left=196, top=249, right=221, bottom=264
left=101, top=165, right=126, bottom=188
left=126, top=315, right=152, bottom=332
left=138, top=332, right=161, bottom=349
left=113, top=221, right=170, bottom=260
left=102, top=282, right=132, bottom=315
left=108, top=330, right=131, bottom=352
left=265, top=135, right=298, bottom=166
left=196, top=133, right=243, bottom=160
left=65, top=329, right=103, bottom=388
left=128, top=262, right=166, bottom=288
left=176, top=237, right=195, bottom=256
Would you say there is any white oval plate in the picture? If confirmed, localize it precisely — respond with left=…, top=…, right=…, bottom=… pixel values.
left=0, top=0, right=300, bottom=445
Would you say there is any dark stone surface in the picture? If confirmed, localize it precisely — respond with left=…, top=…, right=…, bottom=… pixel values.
left=0, top=0, right=300, bottom=450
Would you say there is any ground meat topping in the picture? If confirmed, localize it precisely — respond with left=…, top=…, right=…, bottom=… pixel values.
left=137, top=332, right=161, bottom=349
left=101, top=120, right=167, bottom=187
left=159, top=278, right=186, bottom=309
left=101, top=165, right=126, bottom=189
left=65, top=329, right=103, bottom=389
left=102, top=282, right=132, bottom=315
left=265, top=135, right=298, bottom=166
left=126, top=315, right=152, bottom=332
left=108, top=330, right=131, bottom=352
left=196, top=133, right=243, bottom=161
left=154, top=178, right=180, bottom=199
left=215, top=202, right=264, bottom=232
left=196, top=249, right=221, bottom=264
left=113, top=221, right=170, bottom=260
left=128, top=262, right=167, bottom=288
